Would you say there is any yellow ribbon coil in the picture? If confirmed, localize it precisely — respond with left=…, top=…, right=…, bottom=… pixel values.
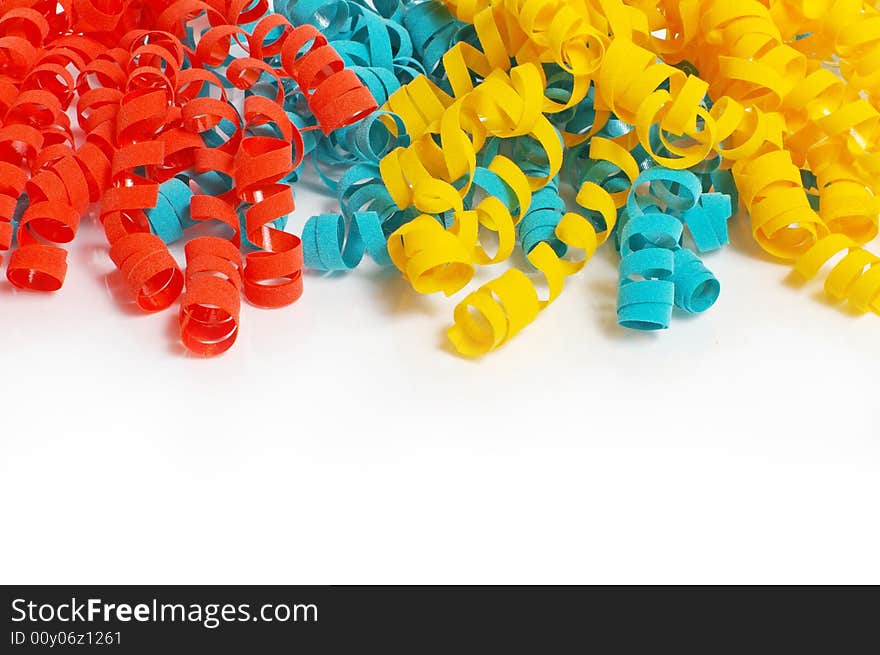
left=380, top=0, right=880, bottom=357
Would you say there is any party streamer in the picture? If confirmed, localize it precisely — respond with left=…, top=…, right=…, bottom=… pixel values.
left=376, top=0, right=742, bottom=354
left=0, top=0, right=376, bottom=355
left=623, top=0, right=880, bottom=304
left=2, top=12, right=105, bottom=290
left=2, top=0, right=879, bottom=359
left=401, top=0, right=879, bottom=355
left=180, top=235, right=243, bottom=356
left=618, top=167, right=722, bottom=328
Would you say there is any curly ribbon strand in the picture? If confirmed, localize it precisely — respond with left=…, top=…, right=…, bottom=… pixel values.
left=402, top=0, right=475, bottom=83
left=235, top=95, right=304, bottom=307
left=617, top=212, right=679, bottom=330
left=280, top=0, right=426, bottom=105
left=95, top=42, right=185, bottom=311
left=387, top=213, right=475, bottom=295
left=180, top=235, right=243, bottom=356
left=794, top=233, right=880, bottom=314
left=0, top=0, right=384, bottom=353
left=517, top=177, right=568, bottom=257
left=1, top=10, right=105, bottom=290
left=806, top=140, right=880, bottom=246
left=682, top=192, right=732, bottom=253
left=447, top=179, right=618, bottom=356
left=626, top=166, right=733, bottom=253
left=672, top=246, right=721, bottom=314
left=145, top=177, right=196, bottom=244
left=108, top=231, right=185, bottom=311
left=302, top=211, right=391, bottom=271
left=622, top=0, right=880, bottom=311
left=619, top=167, right=721, bottom=325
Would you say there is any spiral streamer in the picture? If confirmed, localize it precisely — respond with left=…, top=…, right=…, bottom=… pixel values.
left=1, top=7, right=106, bottom=290
left=625, top=0, right=880, bottom=307
left=619, top=167, right=721, bottom=326
left=794, top=233, right=880, bottom=314
left=280, top=0, right=425, bottom=105
left=180, top=235, right=243, bottom=356
left=302, top=211, right=391, bottom=271
left=617, top=212, right=680, bottom=330
left=0, top=0, right=377, bottom=355
left=2, top=0, right=880, bottom=360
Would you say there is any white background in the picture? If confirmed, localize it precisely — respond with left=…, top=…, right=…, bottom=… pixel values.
left=1, top=176, right=877, bottom=584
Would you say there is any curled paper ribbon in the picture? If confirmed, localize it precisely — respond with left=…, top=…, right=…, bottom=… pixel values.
left=806, top=141, right=879, bottom=246
left=446, top=268, right=543, bottom=356
left=671, top=247, right=720, bottom=314
left=1, top=16, right=105, bottom=290
left=517, top=178, right=567, bottom=257
left=618, top=164, right=722, bottom=326
left=402, top=0, right=475, bottom=82
left=617, top=212, right=680, bottom=331
left=596, top=38, right=716, bottom=170
left=108, top=231, right=185, bottom=311
left=731, top=144, right=828, bottom=260
left=622, top=0, right=880, bottom=312
left=302, top=211, right=391, bottom=271
left=387, top=214, right=475, bottom=295
left=275, top=20, right=379, bottom=132
left=447, top=180, right=618, bottom=356
left=180, top=235, right=243, bottom=356
left=0, top=0, right=383, bottom=355
left=281, top=0, right=425, bottom=105
left=627, top=166, right=733, bottom=253
left=94, top=54, right=184, bottom=311
left=6, top=244, right=68, bottom=291
left=794, top=233, right=880, bottom=314
left=146, top=177, right=196, bottom=244
left=311, top=111, right=408, bottom=191
left=682, top=192, right=732, bottom=253
left=235, top=97, right=304, bottom=308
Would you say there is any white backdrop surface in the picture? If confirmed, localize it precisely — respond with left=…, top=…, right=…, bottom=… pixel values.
left=1, top=177, right=877, bottom=584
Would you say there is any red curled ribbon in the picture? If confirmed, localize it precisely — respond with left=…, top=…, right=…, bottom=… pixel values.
left=1, top=2, right=123, bottom=290
left=235, top=95, right=303, bottom=307
left=108, top=231, right=185, bottom=310
left=179, top=234, right=243, bottom=356
left=5, top=85, right=82, bottom=291
left=275, top=20, right=377, bottom=132
left=0, top=0, right=378, bottom=357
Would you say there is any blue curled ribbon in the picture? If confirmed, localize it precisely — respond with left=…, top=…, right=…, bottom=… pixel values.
left=617, top=170, right=722, bottom=329
left=302, top=160, right=416, bottom=270
left=281, top=0, right=425, bottom=104
left=517, top=176, right=567, bottom=257
left=302, top=211, right=391, bottom=270
left=617, top=212, right=680, bottom=330
left=671, top=247, right=720, bottom=314
left=627, top=167, right=732, bottom=254
left=681, top=192, right=731, bottom=252
left=800, top=169, right=820, bottom=211
left=145, top=177, right=196, bottom=244
left=313, top=111, right=409, bottom=191
left=401, top=0, right=476, bottom=84
left=467, top=166, right=521, bottom=214
left=9, top=194, right=28, bottom=245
